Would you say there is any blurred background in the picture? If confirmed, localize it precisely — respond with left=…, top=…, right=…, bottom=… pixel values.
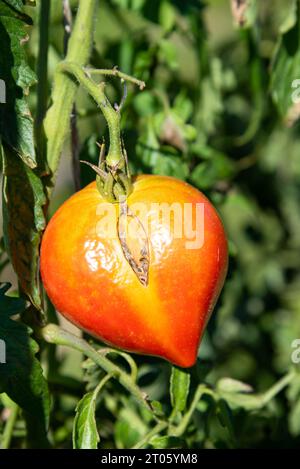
left=1, top=0, right=300, bottom=448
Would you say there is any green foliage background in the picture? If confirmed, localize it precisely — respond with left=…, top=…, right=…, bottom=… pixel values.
left=1, top=0, right=300, bottom=449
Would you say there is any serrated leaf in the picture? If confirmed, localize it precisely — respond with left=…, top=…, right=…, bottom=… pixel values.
left=115, top=402, right=148, bottom=449
left=2, top=147, right=46, bottom=308
left=0, top=283, right=50, bottom=438
left=270, top=1, right=300, bottom=125
left=73, top=375, right=111, bottom=449
left=0, top=0, right=37, bottom=168
left=0, top=0, right=33, bottom=24
left=170, top=367, right=190, bottom=413
left=73, top=392, right=99, bottom=449
left=190, top=154, right=235, bottom=190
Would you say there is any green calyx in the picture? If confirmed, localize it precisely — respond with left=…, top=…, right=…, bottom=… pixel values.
left=81, top=142, right=132, bottom=203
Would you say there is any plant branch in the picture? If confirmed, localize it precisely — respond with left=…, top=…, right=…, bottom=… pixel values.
left=260, top=369, right=295, bottom=406
left=40, top=324, right=155, bottom=416
left=35, top=0, right=51, bottom=163
left=1, top=401, right=19, bottom=449
left=62, top=0, right=81, bottom=191
left=58, top=61, right=124, bottom=168
left=84, top=67, right=146, bottom=90
left=132, top=421, right=168, bottom=449
left=44, top=0, right=97, bottom=187
left=171, top=385, right=215, bottom=437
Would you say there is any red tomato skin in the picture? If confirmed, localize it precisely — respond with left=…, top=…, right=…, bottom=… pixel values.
left=40, top=175, right=228, bottom=368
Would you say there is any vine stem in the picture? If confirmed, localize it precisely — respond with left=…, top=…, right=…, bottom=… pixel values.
left=84, top=67, right=146, bottom=90
left=44, top=0, right=97, bottom=185
left=58, top=61, right=123, bottom=167
left=58, top=61, right=145, bottom=169
left=132, top=421, right=168, bottom=449
left=62, top=0, right=81, bottom=191
left=260, top=369, right=295, bottom=405
left=171, top=385, right=214, bottom=437
left=35, top=0, right=51, bottom=162
left=39, top=324, right=155, bottom=416
left=1, top=401, right=19, bottom=449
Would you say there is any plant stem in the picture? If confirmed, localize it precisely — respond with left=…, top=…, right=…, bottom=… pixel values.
left=171, top=385, right=214, bottom=437
left=132, top=421, right=168, bottom=449
left=35, top=0, right=51, bottom=163
left=58, top=61, right=124, bottom=168
left=260, top=369, right=295, bottom=406
left=44, top=0, right=97, bottom=185
left=1, top=401, right=19, bottom=449
left=62, top=0, right=81, bottom=191
left=40, top=324, right=154, bottom=416
left=84, top=68, right=146, bottom=90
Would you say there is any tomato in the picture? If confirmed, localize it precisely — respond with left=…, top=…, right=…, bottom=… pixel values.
left=40, top=175, right=228, bottom=367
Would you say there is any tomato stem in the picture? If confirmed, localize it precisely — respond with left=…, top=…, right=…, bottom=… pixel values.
left=58, top=61, right=144, bottom=202
left=44, top=0, right=97, bottom=187
left=59, top=62, right=123, bottom=167
left=83, top=67, right=146, bottom=90
left=39, top=324, right=157, bottom=416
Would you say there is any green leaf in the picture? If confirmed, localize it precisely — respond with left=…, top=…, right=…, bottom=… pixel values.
left=170, top=367, right=190, bottom=413
left=137, top=119, right=189, bottom=179
left=279, top=0, right=298, bottom=34
left=217, top=378, right=254, bottom=394
left=158, top=39, right=178, bottom=70
left=73, top=374, right=111, bottom=449
left=2, top=147, right=46, bottom=309
left=216, top=399, right=236, bottom=443
left=0, top=0, right=37, bottom=168
left=0, top=283, right=50, bottom=441
left=149, top=435, right=184, bottom=449
left=190, top=154, right=235, bottom=190
left=270, top=1, right=300, bottom=125
left=216, top=377, right=265, bottom=411
left=73, top=392, right=99, bottom=449
left=115, top=403, right=147, bottom=449
left=0, top=0, right=33, bottom=24
left=159, top=0, right=176, bottom=32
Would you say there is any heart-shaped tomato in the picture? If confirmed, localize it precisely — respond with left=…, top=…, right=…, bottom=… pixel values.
left=40, top=175, right=228, bottom=367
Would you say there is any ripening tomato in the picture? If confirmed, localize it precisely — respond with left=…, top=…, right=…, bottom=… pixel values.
left=40, top=175, right=228, bottom=367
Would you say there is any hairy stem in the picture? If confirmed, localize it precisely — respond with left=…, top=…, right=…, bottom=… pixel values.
left=84, top=68, right=146, bottom=90
left=44, top=0, right=97, bottom=186
left=40, top=324, right=154, bottom=416
left=35, top=0, right=51, bottom=163
left=62, top=0, right=81, bottom=191
left=58, top=61, right=124, bottom=168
